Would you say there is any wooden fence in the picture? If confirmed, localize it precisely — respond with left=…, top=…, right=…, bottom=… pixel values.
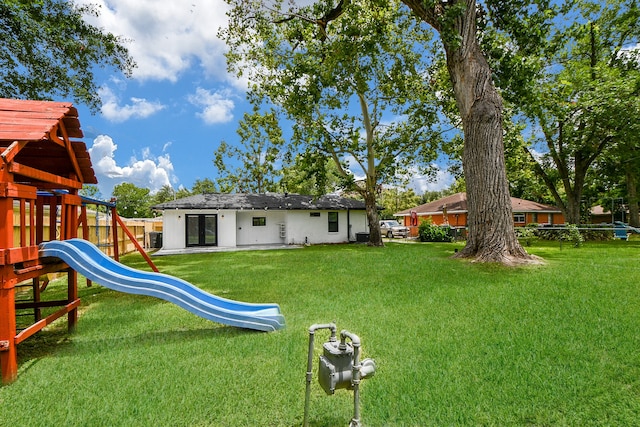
left=12, top=204, right=162, bottom=256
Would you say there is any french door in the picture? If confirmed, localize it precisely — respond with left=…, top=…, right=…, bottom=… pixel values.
left=185, top=214, right=217, bottom=246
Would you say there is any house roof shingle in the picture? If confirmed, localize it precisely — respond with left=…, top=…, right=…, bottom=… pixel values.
left=395, top=192, right=561, bottom=216
left=153, top=193, right=367, bottom=211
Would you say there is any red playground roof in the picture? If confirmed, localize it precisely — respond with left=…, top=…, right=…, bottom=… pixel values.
left=0, top=98, right=97, bottom=185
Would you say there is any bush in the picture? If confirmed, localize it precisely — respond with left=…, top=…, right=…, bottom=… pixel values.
left=515, top=226, right=537, bottom=246
left=418, top=219, right=454, bottom=242
left=533, top=225, right=613, bottom=242
left=558, top=223, right=584, bottom=248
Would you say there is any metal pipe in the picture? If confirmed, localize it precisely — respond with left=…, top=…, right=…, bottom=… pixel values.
left=341, top=330, right=362, bottom=427
left=304, top=323, right=337, bottom=427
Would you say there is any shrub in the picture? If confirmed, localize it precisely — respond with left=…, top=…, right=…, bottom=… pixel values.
left=418, top=219, right=454, bottom=242
left=515, top=226, right=537, bottom=246
left=534, top=225, right=613, bottom=242
left=558, top=223, right=584, bottom=248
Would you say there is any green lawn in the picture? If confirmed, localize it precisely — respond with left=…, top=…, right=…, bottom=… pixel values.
left=2, top=239, right=640, bottom=426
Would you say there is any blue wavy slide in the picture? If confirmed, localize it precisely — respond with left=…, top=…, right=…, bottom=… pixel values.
left=39, top=239, right=285, bottom=332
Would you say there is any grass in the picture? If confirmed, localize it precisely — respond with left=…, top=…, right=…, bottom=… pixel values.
left=2, top=239, right=640, bottom=426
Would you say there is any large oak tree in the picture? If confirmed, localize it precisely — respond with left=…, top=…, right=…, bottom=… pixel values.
left=401, top=0, right=535, bottom=263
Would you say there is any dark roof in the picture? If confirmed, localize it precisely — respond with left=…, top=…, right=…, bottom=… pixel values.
left=0, top=98, right=97, bottom=184
left=396, top=192, right=561, bottom=216
left=153, top=193, right=367, bottom=211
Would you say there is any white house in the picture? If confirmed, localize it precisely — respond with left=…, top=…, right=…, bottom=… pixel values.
left=153, top=193, right=370, bottom=250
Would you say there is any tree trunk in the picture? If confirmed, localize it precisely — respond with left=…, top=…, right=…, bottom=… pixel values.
left=448, top=43, right=531, bottom=263
left=564, top=193, right=582, bottom=225
left=364, top=190, right=383, bottom=246
left=402, top=0, right=535, bottom=264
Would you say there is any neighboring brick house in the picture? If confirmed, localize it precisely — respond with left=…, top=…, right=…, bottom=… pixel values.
left=395, top=192, right=564, bottom=235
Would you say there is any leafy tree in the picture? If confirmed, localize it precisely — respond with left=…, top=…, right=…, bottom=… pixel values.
left=591, top=128, right=640, bottom=226
left=112, top=182, right=152, bottom=218
left=486, top=0, right=640, bottom=224
left=153, top=184, right=194, bottom=205
left=502, top=108, right=556, bottom=204
left=379, top=187, right=421, bottom=218
left=0, top=0, right=134, bottom=111
left=191, top=178, right=218, bottom=194
left=79, top=184, right=102, bottom=200
left=153, top=185, right=178, bottom=205
left=222, top=0, right=442, bottom=246
left=280, top=155, right=344, bottom=195
left=213, top=108, right=284, bottom=193
left=399, top=0, right=536, bottom=264
left=175, top=187, right=192, bottom=200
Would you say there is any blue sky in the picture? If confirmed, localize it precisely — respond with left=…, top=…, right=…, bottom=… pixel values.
left=74, top=0, right=454, bottom=198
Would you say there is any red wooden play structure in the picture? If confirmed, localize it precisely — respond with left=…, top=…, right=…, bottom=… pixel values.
left=0, top=98, right=157, bottom=384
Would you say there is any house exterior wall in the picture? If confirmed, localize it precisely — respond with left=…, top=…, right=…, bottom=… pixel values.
left=518, top=212, right=565, bottom=226
left=400, top=213, right=468, bottom=227
left=399, top=212, right=566, bottom=228
left=161, top=209, right=237, bottom=249
left=236, top=210, right=285, bottom=245
left=161, top=209, right=183, bottom=249
left=160, top=208, right=369, bottom=249
left=217, top=210, right=237, bottom=247
left=285, top=210, right=368, bottom=245
left=399, top=211, right=565, bottom=235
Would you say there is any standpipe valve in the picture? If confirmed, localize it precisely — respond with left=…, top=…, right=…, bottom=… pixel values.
left=303, top=324, right=376, bottom=427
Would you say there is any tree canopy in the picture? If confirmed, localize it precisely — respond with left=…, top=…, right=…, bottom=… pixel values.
left=221, top=0, right=444, bottom=245
left=0, top=0, right=134, bottom=111
left=485, top=0, right=640, bottom=225
left=112, top=182, right=153, bottom=218
left=213, top=108, right=285, bottom=193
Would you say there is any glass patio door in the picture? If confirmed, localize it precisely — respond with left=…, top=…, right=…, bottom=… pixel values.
left=186, top=214, right=217, bottom=246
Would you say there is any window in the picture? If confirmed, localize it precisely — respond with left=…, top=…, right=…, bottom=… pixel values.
left=186, top=214, right=217, bottom=247
left=328, top=212, right=338, bottom=232
left=252, top=217, right=266, bottom=226
left=310, top=212, right=321, bottom=217
left=513, top=213, right=525, bottom=223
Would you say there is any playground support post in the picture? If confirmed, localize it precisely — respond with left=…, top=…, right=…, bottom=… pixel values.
left=0, top=194, right=18, bottom=384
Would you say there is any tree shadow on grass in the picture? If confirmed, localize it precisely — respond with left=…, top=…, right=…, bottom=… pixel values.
left=60, top=324, right=259, bottom=357
left=16, top=327, right=75, bottom=376
left=16, top=320, right=260, bottom=375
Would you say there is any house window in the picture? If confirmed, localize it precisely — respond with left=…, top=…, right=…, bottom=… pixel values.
left=310, top=212, right=321, bottom=217
left=328, top=212, right=339, bottom=232
left=252, top=217, right=266, bottom=226
left=513, top=213, right=525, bottom=224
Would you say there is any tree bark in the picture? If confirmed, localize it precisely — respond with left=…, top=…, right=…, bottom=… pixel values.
left=364, top=190, right=383, bottom=246
left=403, top=0, right=535, bottom=264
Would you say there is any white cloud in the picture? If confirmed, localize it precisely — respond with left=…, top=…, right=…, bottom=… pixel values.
left=88, top=135, right=175, bottom=196
left=188, top=87, right=235, bottom=124
left=408, top=165, right=454, bottom=193
left=99, top=86, right=165, bottom=122
left=79, top=0, right=231, bottom=82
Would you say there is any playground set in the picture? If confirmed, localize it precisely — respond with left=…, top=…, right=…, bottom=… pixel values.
left=1, top=98, right=284, bottom=385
